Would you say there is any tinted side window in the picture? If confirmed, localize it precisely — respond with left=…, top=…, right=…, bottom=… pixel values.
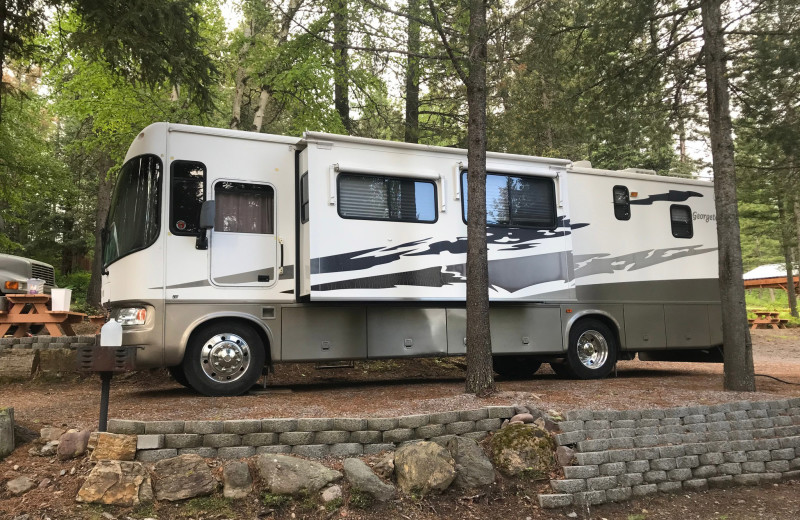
left=613, top=185, right=631, bottom=221
left=337, top=173, right=437, bottom=223
left=170, top=161, right=205, bottom=235
left=461, top=172, right=556, bottom=228
left=670, top=204, right=693, bottom=238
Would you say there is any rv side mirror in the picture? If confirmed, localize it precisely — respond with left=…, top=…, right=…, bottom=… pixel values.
left=196, top=200, right=215, bottom=250
left=199, top=200, right=216, bottom=229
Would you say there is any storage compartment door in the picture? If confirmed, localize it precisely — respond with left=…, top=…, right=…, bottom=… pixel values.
left=624, top=304, right=666, bottom=350
left=665, top=304, right=711, bottom=348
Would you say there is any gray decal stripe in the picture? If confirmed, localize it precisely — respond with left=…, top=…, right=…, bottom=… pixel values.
left=629, top=190, right=703, bottom=205
left=574, top=245, right=717, bottom=277
left=165, top=280, right=212, bottom=289
left=312, top=253, right=569, bottom=292
left=311, top=216, right=582, bottom=275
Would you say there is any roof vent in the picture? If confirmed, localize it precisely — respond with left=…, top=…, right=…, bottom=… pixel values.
left=573, top=160, right=592, bottom=168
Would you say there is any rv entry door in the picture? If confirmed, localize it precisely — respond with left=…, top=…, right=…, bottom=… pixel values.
left=210, top=180, right=278, bottom=288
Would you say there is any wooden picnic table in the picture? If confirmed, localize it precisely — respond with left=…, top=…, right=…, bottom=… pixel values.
left=750, top=309, right=787, bottom=330
left=0, top=294, right=86, bottom=337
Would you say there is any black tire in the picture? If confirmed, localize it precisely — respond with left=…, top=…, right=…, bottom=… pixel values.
left=492, top=355, right=542, bottom=379
left=183, top=322, right=266, bottom=396
left=565, top=318, right=618, bottom=379
left=167, top=365, right=190, bottom=388
left=549, top=360, right=577, bottom=379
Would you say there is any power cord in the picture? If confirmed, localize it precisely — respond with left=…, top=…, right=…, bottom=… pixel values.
left=754, top=373, right=800, bottom=385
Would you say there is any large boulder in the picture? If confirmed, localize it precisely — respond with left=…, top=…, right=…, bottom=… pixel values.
left=57, top=430, right=91, bottom=461
left=394, top=441, right=456, bottom=495
left=489, top=423, right=555, bottom=478
left=256, top=454, right=342, bottom=495
left=76, top=461, right=153, bottom=506
left=223, top=460, right=253, bottom=499
left=343, top=458, right=396, bottom=502
left=153, top=454, right=217, bottom=501
left=91, top=433, right=137, bottom=461
left=446, top=436, right=495, bottom=488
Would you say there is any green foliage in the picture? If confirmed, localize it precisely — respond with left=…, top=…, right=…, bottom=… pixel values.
left=56, top=269, right=94, bottom=313
left=262, top=492, right=292, bottom=508
left=348, top=489, right=374, bottom=509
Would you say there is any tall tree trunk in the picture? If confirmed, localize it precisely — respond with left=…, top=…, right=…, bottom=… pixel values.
left=464, top=0, right=494, bottom=396
left=701, top=0, right=755, bottom=391
left=778, top=193, right=798, bottom=316
left=332, top=0, right=351, bottom=134
left=231, top=23, right=253, bottom=130
left=251, top=87, right=269, bottom=133
left=404, top=0, right=420, bottom=143
left=87, top=155, right=115, bottom=310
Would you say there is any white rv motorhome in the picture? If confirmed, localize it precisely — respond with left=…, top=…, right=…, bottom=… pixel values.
left=101, top=123, right=722, bottom=396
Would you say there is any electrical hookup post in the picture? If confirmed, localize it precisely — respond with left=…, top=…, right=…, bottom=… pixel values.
left=76, top=320, right=139, bottom=432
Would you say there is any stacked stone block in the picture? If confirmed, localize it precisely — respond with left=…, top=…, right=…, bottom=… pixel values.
left=110, top=406, right=516, bottom=461
left=539, top=398, right=800, bottom=509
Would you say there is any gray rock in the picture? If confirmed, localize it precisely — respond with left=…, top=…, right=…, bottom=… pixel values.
left=372, top=452, right=395, bottom=479
left=76, top=461, right=153, bottom=506
left=446, top=436, right=495, bottom=488
left=57, top=430, right=91, bottom=461
left=556, top=446, right=575, bottom=466
left=6, top=477, right=35, bottom=496
left=489, top=423, right=556, bottom=477
left=343, top=458, right=396, bottom=502
left=223, top=460, right=253, bottom=499
left=321, top=484, right=342, bottom=503
left=1, top=408, right=14, bottom=459
left=153, top=454, right=217, bottom=501
left=394, top=441, right=456, bottom=495
left=257, top=454, right=342, bottom=495
left=40, top=441, right=58, bottom=457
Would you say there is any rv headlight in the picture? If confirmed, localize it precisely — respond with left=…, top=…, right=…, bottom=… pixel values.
left=115, top=307, right=147, bottom=326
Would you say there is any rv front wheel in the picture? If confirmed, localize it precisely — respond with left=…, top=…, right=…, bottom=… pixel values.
left=183, top=322, right=266, bottom=396
left=566, top=319, right=617, bottom=379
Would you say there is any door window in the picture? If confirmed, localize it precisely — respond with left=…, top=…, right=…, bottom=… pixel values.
left=214, top=182, right=275, bottom=234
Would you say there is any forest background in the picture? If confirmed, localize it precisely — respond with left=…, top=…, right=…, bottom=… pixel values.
left=0, top=0, right=798, bottom=314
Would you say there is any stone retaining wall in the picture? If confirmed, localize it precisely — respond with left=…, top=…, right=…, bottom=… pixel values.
left=539, top=398, right=800, bottom=508
left=108, top=406, right=519, bottom=462
left=0, top=335, right=95, bottom=380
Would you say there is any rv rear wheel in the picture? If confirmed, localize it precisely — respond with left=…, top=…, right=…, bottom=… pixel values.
left=566, top=319, right=618, bottom=379
left=492, top=355, right=542, bottom=379
left=183, top=322, right=266, bottom=397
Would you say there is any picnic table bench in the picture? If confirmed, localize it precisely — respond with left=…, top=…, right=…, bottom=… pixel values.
left=0, top=294, right=86, bottom=337
left=750, top=310, right=787, bottom=330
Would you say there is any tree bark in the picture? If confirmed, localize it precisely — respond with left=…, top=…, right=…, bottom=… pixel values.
left=778, top=194, right=798, bottom=316
left=404, top=0, right=420, bottom=143
left=332, top=0, right=352, bottom=134
left=251, top=86, right=269, bottom=133
left=463, top=0, right=494, bottom=396
left=87, top=154, right=115, bottom=310
left=701, top=0, right=755, bottom=391
left=231, top=22, right=253, bottom=130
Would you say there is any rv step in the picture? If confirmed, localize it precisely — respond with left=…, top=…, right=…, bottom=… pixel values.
left=314, top=361, right=355, bottom=370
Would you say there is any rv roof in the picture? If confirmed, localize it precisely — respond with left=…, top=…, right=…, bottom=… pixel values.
left=302, top=131, right=572, bottom=167
left=166, top=123, right=301, bottom=145
left=569, top=164, right=714, bottom=187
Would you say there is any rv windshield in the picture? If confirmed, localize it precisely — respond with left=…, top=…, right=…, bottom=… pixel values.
left=103, top=155, right=162, bottom=267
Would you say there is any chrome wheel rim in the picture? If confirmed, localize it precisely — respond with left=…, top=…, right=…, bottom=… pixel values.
left=576, top=330, right=608, bottom=369
left=200, top=333, right=251, bottom=383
